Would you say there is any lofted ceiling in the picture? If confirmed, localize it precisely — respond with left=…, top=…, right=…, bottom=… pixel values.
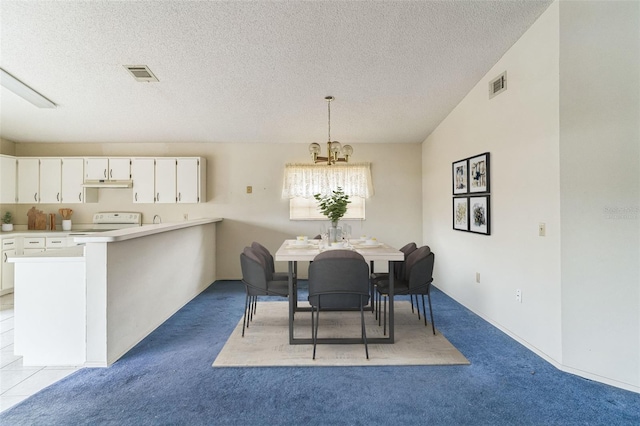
left=0, top=0, right=552, bottom=145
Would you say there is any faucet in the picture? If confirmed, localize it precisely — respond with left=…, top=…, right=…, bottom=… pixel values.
left=153, top=215, right=162, bottom=224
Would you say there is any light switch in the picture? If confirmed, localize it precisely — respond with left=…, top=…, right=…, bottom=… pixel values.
left=246, top=186, right=252, bottom=194
left=538, top=223, right=546, bottom=237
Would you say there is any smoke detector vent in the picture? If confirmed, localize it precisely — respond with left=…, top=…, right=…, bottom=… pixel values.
left=124, top=65, right=159, bottom=82
left=489, top=71, right=507, bottom=99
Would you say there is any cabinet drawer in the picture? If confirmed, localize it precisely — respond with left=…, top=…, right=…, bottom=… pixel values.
left=23, top=237, right=46, bottom=249
left=1, top=239, right=16, bottom=250
left=46, top=237, right=66, bottom=248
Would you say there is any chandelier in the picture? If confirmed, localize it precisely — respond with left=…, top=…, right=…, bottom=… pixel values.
left=308, top=96, right=353, bottom=165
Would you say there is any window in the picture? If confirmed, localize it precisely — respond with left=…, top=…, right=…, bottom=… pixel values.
left=289, top=196, right=366, bottom=220
left=282, top=163, right=373, bottom=220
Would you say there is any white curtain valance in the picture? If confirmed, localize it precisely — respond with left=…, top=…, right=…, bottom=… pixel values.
left=282, top=162, right=373, bottom=199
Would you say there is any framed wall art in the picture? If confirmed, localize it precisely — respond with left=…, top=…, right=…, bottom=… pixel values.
left=469, top=195, right=490, bottom=235
left=453, top=197, right=469, bottom=231
left=469, top=152, right=490, bottom=193
left=452, top=159, right=468, bottom=195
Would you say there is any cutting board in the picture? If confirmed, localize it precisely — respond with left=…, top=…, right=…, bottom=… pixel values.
left=27, top=207, right=47, bottom=230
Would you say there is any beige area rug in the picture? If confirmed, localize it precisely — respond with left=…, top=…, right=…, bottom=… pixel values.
left=212, top=301, right=470, bottom=367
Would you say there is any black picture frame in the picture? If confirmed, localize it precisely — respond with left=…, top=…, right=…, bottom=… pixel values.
left=452, top=159, right=468, bottom=195
left=468, top=195, right=491, bottom=235
left=469, top=152, right=490, bottom=193
left=452, top=197, right=469, bottom=231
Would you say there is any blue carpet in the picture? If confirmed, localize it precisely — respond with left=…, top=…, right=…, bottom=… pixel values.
left=1, top=280, right=638, bottom=425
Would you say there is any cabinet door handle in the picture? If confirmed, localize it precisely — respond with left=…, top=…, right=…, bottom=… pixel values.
left=34, top=192, right=38, bottom=202
left=79, top=192, right=82, bottom=202
left=110, top=169, right=113, bottom=179
left=57, top=193, right=60, bottom=201
left=4, top=253, right=6, bottom=262
left=135, top=193, right=138, bottom=202
left=178, top=192, right=181, bottom=202
left=156, top=193, right=160, bottom=202
left=104, top=169, right=107, bottom=178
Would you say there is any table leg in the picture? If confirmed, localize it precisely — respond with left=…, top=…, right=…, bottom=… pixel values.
left=288, top=260, right=295, bottom=344
left=388, top=260, right=395, bottom=343
left=369, top=260, right=375, bottom=312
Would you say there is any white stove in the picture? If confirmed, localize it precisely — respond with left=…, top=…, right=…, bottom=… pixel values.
left=87, top=212, right=142, bottom=232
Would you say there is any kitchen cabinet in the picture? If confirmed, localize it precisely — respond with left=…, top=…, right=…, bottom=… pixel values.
left=62, top=158, right=97, bottom=203
left=39, top=158, right=62, bottom=203
left=131, top=158, right=156, bottom=203
left=17, top=158, right=40, bottom=203
left=155, top=158, right=177, bottom=203
left=1, top=238, right=16, bottom=295
left=85, top=157, right=130, bottom=181
left=0, top=155, right=17, bottom=204
left=22, top=237, right=46, bottom=254
left=177, top=158, right=206, bottom=203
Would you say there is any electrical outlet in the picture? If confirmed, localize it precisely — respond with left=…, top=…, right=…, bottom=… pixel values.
left=516, top=289, right=522, bottom=303
left=538, top=222, right=546, bottom=237
left=475, top=272, right=480, bottom=283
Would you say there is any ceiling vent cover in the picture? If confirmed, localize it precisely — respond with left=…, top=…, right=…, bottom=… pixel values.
left=489, top=71, right=507, bottom=99
left=124, top=65, right=159, bottom=82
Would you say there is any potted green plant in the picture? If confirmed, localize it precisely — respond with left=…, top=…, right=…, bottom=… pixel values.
left=2, top=211, right=13, bottom=232
left=314, top=187, right=350, bottom=242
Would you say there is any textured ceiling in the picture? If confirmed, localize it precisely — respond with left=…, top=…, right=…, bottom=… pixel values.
left=0, top=0, right=552, bottom=145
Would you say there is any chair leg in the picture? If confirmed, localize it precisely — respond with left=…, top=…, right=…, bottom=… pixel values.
left=360, top=301, right=369, bottom=360
left=420, top=294, right=427, bottom=326
left=415, top=294, right=422, bottom=321
left=312, top=305, right=319, bottom=360
left=427, top=290, right=435, bottom=335
left=242, top=292, right=249, bottom=337
left=410, top=294, right=415, bottom=313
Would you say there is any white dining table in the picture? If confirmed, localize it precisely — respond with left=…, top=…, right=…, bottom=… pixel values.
left=274, top=239, right=404, bottom=345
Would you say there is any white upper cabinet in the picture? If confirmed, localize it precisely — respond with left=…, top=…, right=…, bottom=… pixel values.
left=62, top=158, right=97, bottom=204
left=131, top=158, right=156, bottom=203
left=155, top=158, right=177, bottom=204
left=0, top=155, right=17, bottom=204
left=39, top=158, right=62, bottom=203
left=177, top=158, right=205, bottom=203
left=17, top=158, right=40, bottom=203
left=85, top=158, right=130, bottom=181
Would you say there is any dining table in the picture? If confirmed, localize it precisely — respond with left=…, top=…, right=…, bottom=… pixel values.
left=274, top=239, right=404, bottom=345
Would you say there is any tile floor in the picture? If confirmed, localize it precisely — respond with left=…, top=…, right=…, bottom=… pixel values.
left=0, top=292, right=81, bottom=413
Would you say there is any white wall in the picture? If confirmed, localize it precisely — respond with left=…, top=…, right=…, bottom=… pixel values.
left=11, top=142, right=423, bottom=279
left=423, top=1, right=640, bottom=393
left=558, top=0, right=639, bottom=391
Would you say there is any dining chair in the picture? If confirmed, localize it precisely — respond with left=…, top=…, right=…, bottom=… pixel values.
left=370, top=242, right=417, bottom=320
left=308, top=250, right=371, bottom=359
left=251, top=241, right=297, bottom=306
left=239, top=246, right=289, bottom=337
left=376, top=246, right=436, bottom=335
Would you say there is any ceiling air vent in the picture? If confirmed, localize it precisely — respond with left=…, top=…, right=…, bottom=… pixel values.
left=489, top=71, right=507, bottom=99
left=124, top=65, right=159, bottom=82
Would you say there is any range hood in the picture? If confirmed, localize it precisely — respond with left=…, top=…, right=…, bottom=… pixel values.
left=82, top=180, right=133, bottom=188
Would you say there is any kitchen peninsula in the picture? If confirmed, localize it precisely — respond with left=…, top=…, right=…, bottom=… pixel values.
left=9, top=218, right=221, bottom=367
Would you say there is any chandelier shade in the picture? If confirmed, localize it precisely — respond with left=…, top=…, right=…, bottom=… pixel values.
left=309, top=96, right=353, bottom=165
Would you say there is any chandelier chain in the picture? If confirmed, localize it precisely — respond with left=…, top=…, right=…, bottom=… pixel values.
left=327, top=98, right=331, bottom=142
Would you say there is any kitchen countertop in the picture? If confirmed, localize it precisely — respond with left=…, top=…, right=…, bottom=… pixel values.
left=71, top=218, right=222, bottom=243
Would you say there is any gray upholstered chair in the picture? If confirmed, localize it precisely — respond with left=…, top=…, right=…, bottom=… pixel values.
left=370, top=242, right=417, bottom=318
left=251, top=241, right=297, bottom=305
left=240, top=246, right=289, bottom=337
left=308, top=250, right=371, bottom=359
left=376, top=246, right=436, bottom=335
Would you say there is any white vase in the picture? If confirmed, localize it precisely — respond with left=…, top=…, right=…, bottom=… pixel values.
left=62, top=220, right=72, bottom=231
left=1, top=223, right=13, bottom=232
